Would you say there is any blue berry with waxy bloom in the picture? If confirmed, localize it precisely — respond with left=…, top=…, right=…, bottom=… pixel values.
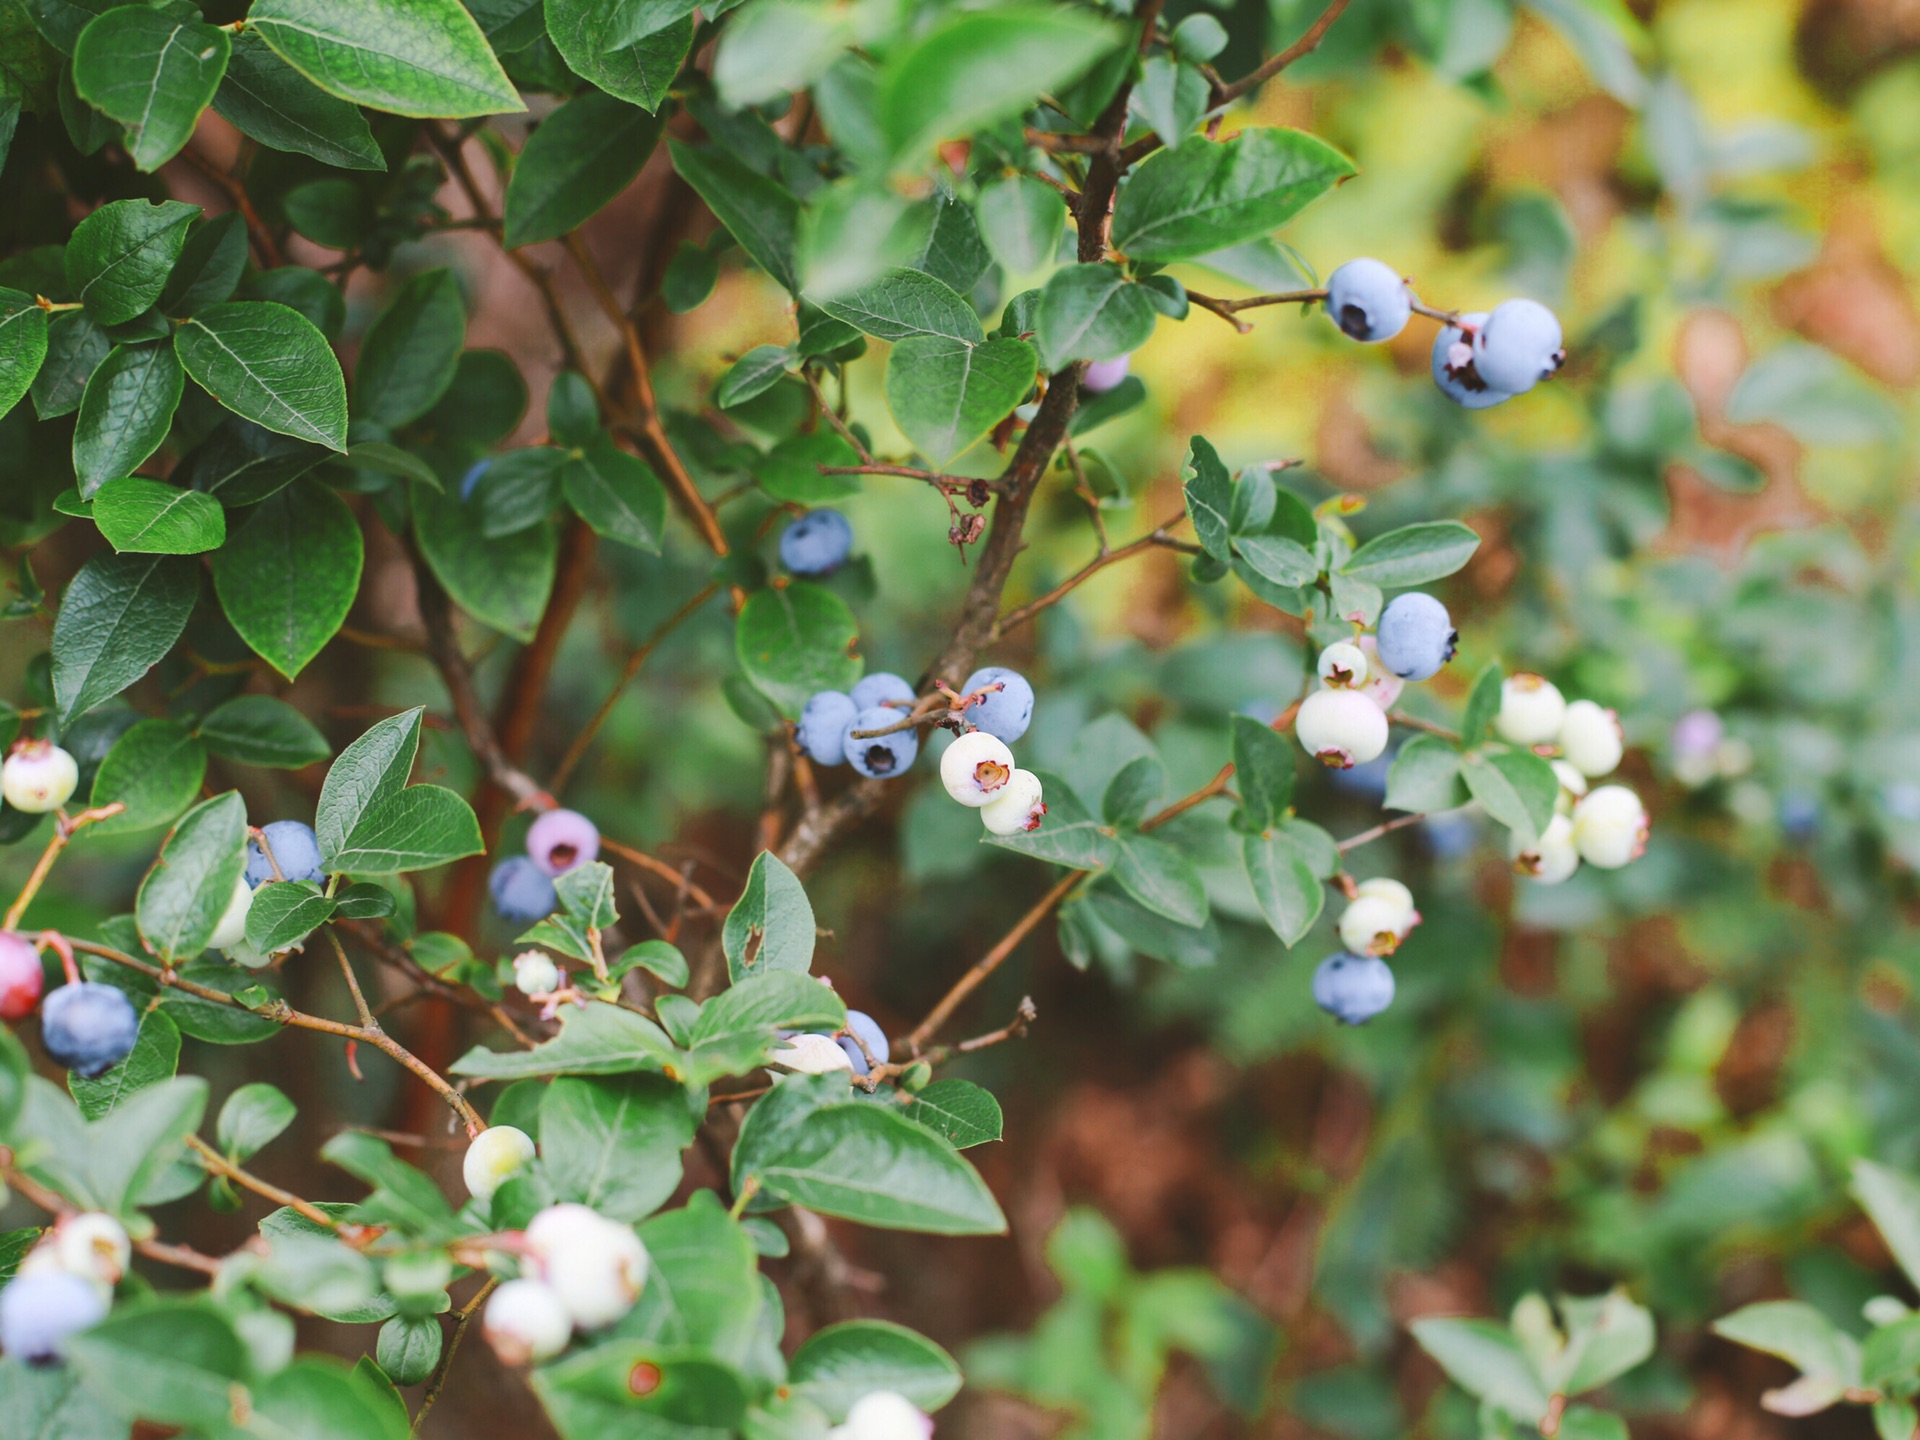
left=245, top=820, right=325, bottom=888
left=41, top=982, right=139, bottom=1079
left=843, top=706, right=919, bottom=779
left=779, top=509, right=853, bottom=576
left=836, top=1009, right=891, bottom=1076
left=490, top=857, right=558, bottom=923
left=1472, top=298, right=1565, bottom=394
left=1311, top=952, right=1395, bottom=1026
left=526, top=808, right=599, bottom=877
left=1375, top=593, right=1457, bottom=682
left=850, top=672, right=915, bottom=711
left=460, top=459, right=491, bottom=501
left=1326, top=258, right=1411, bottom=343
left=959, top=666, right=1035, bottom=743
left=1430, top=312, right=1513, bottom=409
left=0, top=1271, right=108, bottom=1364
left=796, top=692, right=858, bottom=766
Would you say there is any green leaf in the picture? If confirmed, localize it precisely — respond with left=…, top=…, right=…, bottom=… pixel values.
left=718, top=345, right=797, bottom=410
left=1111, top=127, right=1356, bottom=264
left=1410, top=1317, right=1551, bottom=1422
left=669, top=139, right=799, bottom=293
left=877, top=5, right=1118, bottom=163
left=70, top=1008, right=179, bottom=1121
left=723, top=850, right=816, bottom=984
left=0, top=286, right=47, bottom=415
left=900, top=1079, right=1002, bottom=1150
left=51, top=551, right=197, bottom=724
left=1102, top=752, right=1167, bottom=827
left=1182, top=435, right=1232, bottom=563
left=1556, top=1290, right=1656, bottom=1395
left=196, top=694, right=331, bottom=768
left=1241, top=830, right=1322, bottom=945
left=885, top=334, right=1035, bottom=464
left=216, top=1081, right=296, bottom=1160
left=1134, top=52, right=1207, bottom=150
left=85, top=718, right=206, bottom=837
left=1229, top=713, right=1294, bottom=832
left=174, top=300, right=348, bottom=450
left=546, top=2, right=691, bottom=113
left=1461, top=659, right=1503, bottom=746
left=32, top=310, right=110, bottom=419
left=976, top=175, right=1062, bottom=274
left=136, top=791, right=248, bottom=963
left=1110, top=832, right=1208, bottom=927
left=818, top=266, right=983, bottom=344
left=176, top=415, right=328, bottom=507
left=452, top=1000, right=680, bottom=1080
left=1341, top=520, right=1482, bottom=588
left=790, top=1320, right=962, bottom=1420
left=539, top=1073, right=696, bottom=1222
left=1854, top=1161, right=1920, bottom=1294
left=322, top=1131, right=459, bottom=1235
left=735, top=1085, right=1007, bottom=1235
left=212, top=28, right=385, bottom=171
left=0, top=1352, right=128, bottom=1438
left=1035, top=263, right=1155, bottom=369
left=71, top=8, right=229, bottom=172
left=245, top=880, right=337, bottom=953
left=612, top=940, right=689, bottom=988
left=246, top=0, right=523, bottom=118
left=563, top=440, right=666, bottom=551
left=734, top=582, right=861, bottom=718
left=504, top=88, right=662, bottom=247
left=65, top=1301, right=247, bottom=1429
left=555, top=861, right=619, bottom=928
left=316, top=708, right=422, bottom=860
left=1712, top=1301, right=1861, bottom=1387
left=984, top=767, right=1117, bottom=870
left=326, top=785, right=482, bottom=873
left=414, top=486, right=556, bottom=642
left=212, top=478, right=363, bottom=680
left=376, top=1317, right=440, bottom=1387
left=1461, top=747, right=1558, bottom=845
left=90, top=476, right=224, bottom=554
left=65, top=198, right=199, bottom=325
left=1384, top=734, right=1466, bottom=813
left=159, top=213, right=247, bottom=318
left=72, top=340, right=184, bottom=498
left=355, top=270, right=465, bottom=429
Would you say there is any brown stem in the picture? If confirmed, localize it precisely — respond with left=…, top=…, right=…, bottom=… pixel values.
left=990, top=509, right=1191, bottom=641
left=177, top=144, right=284, bottom=267
left=906, top=873, right=1080, bottom=1051
left=185, top=1135, right=340, bottom=1230
left=1389, top=711, right=1463, bottom=744
left=598, top=837, right=720, bottom=914
left=803, top=367, right=874, bottom=465
left=3, top=802, right=124, bottom=931
left=412, top=1278, right=497, bottom=1434
left=1335, top=809, right=1436, bottom=854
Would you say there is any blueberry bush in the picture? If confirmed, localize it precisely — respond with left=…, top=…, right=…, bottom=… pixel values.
left=0, top=0, right=1913, bottom=1434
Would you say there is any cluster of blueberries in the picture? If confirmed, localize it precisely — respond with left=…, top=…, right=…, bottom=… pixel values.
left=1325, top=257, right=1567, bottom=409
left=1303, top=594, right=1650, bottom=1026
left=489, top=808, right=601, bottom=923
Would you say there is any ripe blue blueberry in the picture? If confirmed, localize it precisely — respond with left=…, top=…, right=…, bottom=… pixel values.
left=843, top=706, right=919, bottom=779
left=796, top=692, right=858, bottom=766
left=779, top=510, right=853, bottom=576
left=245, top=820, right=325, bottom=888
left=835, top=1009, right=891, bottom=1076
left=1472, top=298, right=1565, bottom=395
left=1780, top=792, right=1820, bottom=843
left=959, top=666, right=1034, bottom=743
left=526, top=809, right=599, bottom=877
left=1430, top=312, right=1514, bottom=409
left=0, top=1271, right=108, bottom=1364
left=460, top=459, right=491, bottom=501
left=1311, top=952, right=1395, bottom=1025
left=1326, top=258, right=1411, bottom=343
left=490, top=857, right=558, bottom=923
left=40, top=982, right=139, bottom=1079
left=850, top=672, right=915, bottom=712
left=1375, top=593, right=1457, bottom=682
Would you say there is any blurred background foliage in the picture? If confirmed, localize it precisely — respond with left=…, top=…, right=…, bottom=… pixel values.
left=7, top=0, right=1920, bottom=1433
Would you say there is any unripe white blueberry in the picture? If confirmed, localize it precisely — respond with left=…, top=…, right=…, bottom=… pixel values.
left=1510, top=814, right=1579, bottom=884
left=483, top=1278, right=573, bottom=1366
left=1337, top=895, right=1409, bottom=956
left=1551, top=759, right=1589, bottom=816
left=1295, top=688, right=1388, bottom=770
left=1571, top=785, right=1649, bottom=869
left=832, top=1390, right=936, bottom=1440
left=1472, top=298, right=1565, bottom=395
left=207, top=873, right=254, bottom=951
left=525, top=1205, right=649, bottom=1330
left=464, top=1125, right=537, bottom=1202
left=52, top=1213, right=130, bottom=1287
left=980, top=769, right=1046, bottom=836
left=1354, top=636, right=1404, bottom=710
left=2, top=741, right=78, bottom=814
left=1559, top=699, right=1624, bottom=778
left=1351, top=877, right=1419, bottom=937
left=940, top=731, right=1016, bottom=807
left=771, top=1032, right=855, bottom=1075
left=1317, top=642, right=1369, bottom=690
left=1325, top=258, right=1412, bottom=343
left=513, top=949, right=562, bottom=997
left=1494, top=674, right=1567, bottom=748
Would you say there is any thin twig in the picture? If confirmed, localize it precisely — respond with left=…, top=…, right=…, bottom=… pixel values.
left=990, top=509, right=1191, bottom=641
left=906, top=874, right=1079, bottom=1051
left=412, top=1278, right=497, bottom=1434
left=185, top=1135, right=340, bottom=1230
left=3, top=803, right=124, bottom=930
left=803, top=367, right=874, bottom=465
